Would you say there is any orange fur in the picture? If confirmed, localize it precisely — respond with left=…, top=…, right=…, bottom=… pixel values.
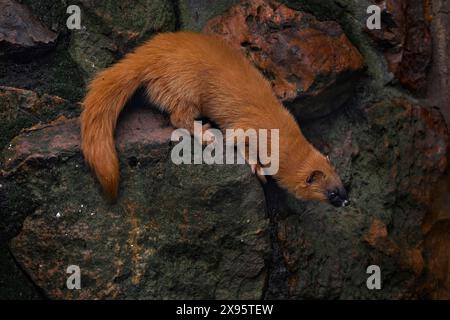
left=81, top=31, right=345, bottom=203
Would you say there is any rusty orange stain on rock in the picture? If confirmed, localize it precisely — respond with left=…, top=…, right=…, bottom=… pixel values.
left=124, top=201, right=145, bottom=286
left=288, top=274, right=299, bottom=296
left=364, top=219, right=425, bottom=277
left=178, top=208, right=191, bottom=242
left=400, top=247, right=424, bottom=276
left=367, top=0, right=432, bottom=91
left=204, top=0, right=364, bottom=103
left=364, top=219, right=388, bottom=247
left=363, top=219, right=399, bottom=257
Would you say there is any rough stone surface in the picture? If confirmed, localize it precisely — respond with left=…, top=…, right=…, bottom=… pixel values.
left=0, top=86, right=81, bottom=152
left=280, top=1, right=378, bottom=76
left=0, top=0, right=58, bottom=59
left=179, top=0, right=240, bottom=31
left=366, top=0, right=432, bottom=92
left=0, top=47, right=86, bottom=102
left=419, top=168, right=450, bottom=299
left=0, top=244, right=43, bottom=299
left=69, top=0, right=177, bottom=80
left=78, top=0, right=176, bottom=35
left=204, top=0, right=364, bottom=120
left=428, top=0, right=450, bottom=131
left=18, top=0, right=72, bottom=34
left=264, top=98, right=448, bottom=299
left=2, top=107, right=270, bottom=299
left=11, top=0, right=177, bottom=84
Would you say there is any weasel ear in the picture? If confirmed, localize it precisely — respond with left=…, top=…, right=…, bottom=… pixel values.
left=306, top=170, right=324, bottom=185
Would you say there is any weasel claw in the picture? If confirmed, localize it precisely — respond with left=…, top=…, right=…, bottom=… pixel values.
left=251, top=163, right=267, bottom=183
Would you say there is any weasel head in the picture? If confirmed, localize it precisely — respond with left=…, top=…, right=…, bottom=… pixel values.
left=287, top=149, right=349, bottom=208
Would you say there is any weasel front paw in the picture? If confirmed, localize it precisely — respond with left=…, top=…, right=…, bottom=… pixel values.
left=251, top=163, right=267, bottom=183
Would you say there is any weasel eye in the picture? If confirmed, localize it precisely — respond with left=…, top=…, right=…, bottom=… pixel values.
left=306, top=170, right=324, bottom=185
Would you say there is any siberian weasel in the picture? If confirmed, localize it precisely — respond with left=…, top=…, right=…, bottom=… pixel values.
left=81, top=32, right=349, bottom=207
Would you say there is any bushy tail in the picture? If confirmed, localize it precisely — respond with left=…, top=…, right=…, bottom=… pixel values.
left=81, top=53, right=145, bottom=199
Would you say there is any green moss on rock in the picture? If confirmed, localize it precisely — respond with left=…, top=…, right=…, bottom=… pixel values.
left=3, top=108, right=270, bottom=299
left=179, top=0, right=239, bottom=31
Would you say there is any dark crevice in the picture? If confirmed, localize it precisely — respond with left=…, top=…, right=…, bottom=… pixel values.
left=261, top=178, right=292, bottom=299
left=170, top=0, right=182, bottom=31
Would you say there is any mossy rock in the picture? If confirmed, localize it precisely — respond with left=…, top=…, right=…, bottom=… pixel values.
left=0, top=86, right=81, bottom=153
left=282, top=0, right=390, bottom=87
left=179, top=0, right=239, bottom=31
left=265, top=97, right=448, bottom=299
left=3, top=106, right=270, bottom=299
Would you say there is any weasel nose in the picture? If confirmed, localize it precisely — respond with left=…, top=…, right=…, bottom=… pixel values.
left=342, top=199, right=350, bottom=207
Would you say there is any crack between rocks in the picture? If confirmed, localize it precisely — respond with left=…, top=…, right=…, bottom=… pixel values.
left=170, top=0, right=182, bottom=31
left=261, top=178, right=291, bottom=300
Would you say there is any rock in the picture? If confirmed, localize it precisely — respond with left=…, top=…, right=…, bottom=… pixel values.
left=0, top=0, right=58, bottom=59
left=0, top=244, right=43, bottom=299
left=68, top=0, right=177, bottom=80
left=0, top=49, right=86, bottom=102
left=78, top=0, right=176, bottom=35
left=67, top=19, right=118, bottom=81
left=0, top=0, right=177, bottom=99
left=18, top=0, right=72, bottom=34
left=0, top=86, right=81, bottom=154
left=422, top=219, right=450, bottom=299
left=280, top=0, right=414, bottom=92
left=204, top=0, right=364, bottom=120
left=1, top=106, right=270, bottom=299
left=366, top=0, right=432, bottom=92
left=419, top=169, right=450, bottom=299
left=422, top=223, right=450, bottom=299
left=179, top=0, right=239, bottom=31
left=0, top=0, right=86, bottom=101
left=264, top=98, right=448, bottom=299
left=282, top=0, right=446, bottom=121
left=427, top=0, right=450, bottom=130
